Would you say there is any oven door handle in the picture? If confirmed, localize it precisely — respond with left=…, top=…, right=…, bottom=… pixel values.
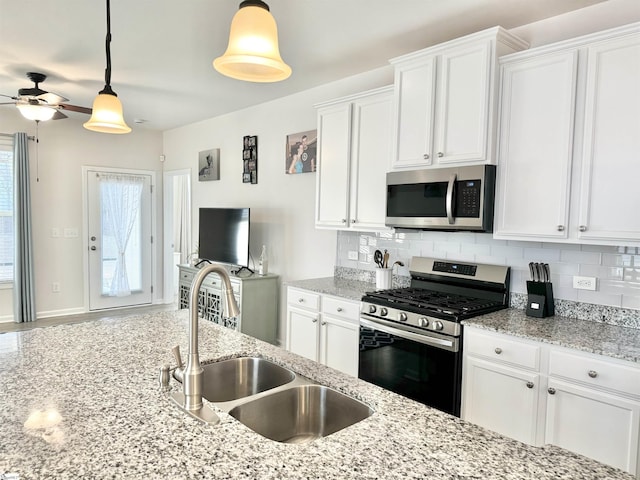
left=360, top=318, right=456, bottom=350
left=446, top=173, right=457, bottom=225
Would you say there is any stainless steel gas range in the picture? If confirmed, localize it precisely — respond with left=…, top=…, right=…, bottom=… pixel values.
left=359, top=256, right=510, bottom=416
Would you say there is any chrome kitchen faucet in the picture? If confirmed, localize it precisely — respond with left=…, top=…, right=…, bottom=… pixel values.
left=170, top=264, right=240, bottom=424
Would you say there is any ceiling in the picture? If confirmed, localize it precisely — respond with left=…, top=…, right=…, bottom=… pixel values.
left=0, top=0, right=606, bottom=131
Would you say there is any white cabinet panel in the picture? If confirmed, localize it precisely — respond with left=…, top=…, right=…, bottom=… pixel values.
left=577, top=35, right=640, bottom=242
left=545, top=378, right=640, bottom=475
left=320, top=315, right=359, bottom=377
left=494, top=51, right=577, bottom=239
left=286, top=307, right=319, bottom=362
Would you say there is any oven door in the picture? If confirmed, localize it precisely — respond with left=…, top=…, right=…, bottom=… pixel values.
left=359, top=317, right=462, bottom=416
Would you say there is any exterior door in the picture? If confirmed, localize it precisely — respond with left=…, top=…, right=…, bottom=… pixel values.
left=86, top=168, right=153, bottom=310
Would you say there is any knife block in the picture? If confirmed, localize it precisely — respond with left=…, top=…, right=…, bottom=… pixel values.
left=525, top=281, right=555, bottom=318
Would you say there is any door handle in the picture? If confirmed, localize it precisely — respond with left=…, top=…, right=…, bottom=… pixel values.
left=446, top=173, right=457, bottom=225
left=90, top=246, right=97, bottom=251
left=90, top=236, right=96, bottom=241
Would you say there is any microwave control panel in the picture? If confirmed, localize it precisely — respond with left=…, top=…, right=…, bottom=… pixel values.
left=455, top=180, right=481, bottom=217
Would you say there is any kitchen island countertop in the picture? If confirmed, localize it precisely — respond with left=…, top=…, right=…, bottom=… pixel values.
left=0, top=309, right=632, bottom=479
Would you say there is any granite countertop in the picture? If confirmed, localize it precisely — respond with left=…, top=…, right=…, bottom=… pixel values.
left=285, top=276, right=375, bottom=301
left=0, top=310, right=632, bottom=479
left=463, top=309, right=640, bottom=364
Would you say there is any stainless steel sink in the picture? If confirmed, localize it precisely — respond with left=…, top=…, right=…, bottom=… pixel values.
left=199, top=357, right=295, bottom=402
left=228, top=385, right=374, bottom=444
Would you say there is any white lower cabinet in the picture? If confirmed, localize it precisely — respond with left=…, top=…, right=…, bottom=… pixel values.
left=462, top=327, right=640, bottom=477
left=286, top=287, right=359, bottom=377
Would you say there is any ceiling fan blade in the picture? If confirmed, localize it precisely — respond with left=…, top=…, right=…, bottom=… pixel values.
left=52, top=110, right=68, bottom=120
left=37, top=92, right=69, bottom=104
left=0, top=93, right=18, bottom=100
left=58, top=103, right=92, bottom=115
left=0, top=102, right=17, bottom=105
left=18, top=86, right=47, bottom=97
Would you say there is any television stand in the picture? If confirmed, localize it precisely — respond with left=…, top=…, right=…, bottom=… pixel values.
left=178, top=265, right=278, bottom=345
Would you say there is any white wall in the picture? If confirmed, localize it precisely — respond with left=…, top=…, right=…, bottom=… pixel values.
left=0, top=108, right=163, bottom=320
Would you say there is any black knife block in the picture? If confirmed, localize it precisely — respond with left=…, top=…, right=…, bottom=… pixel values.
left=526, top=281, right=555, bottom=318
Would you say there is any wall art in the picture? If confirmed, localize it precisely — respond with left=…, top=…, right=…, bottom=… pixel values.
left=285, top=129, right=317, bottom=174
left=197, top=148, right=220, bottom=181
left=242, top=135, right=258, bottom=184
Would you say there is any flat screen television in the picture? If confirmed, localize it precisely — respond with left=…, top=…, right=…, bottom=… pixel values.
left=198, top=208, right=250, bottom=267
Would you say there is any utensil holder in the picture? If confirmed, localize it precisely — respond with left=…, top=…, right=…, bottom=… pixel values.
left=526, top=281, right=555, bottom=318
left=376, top=268, right=392, bottom=289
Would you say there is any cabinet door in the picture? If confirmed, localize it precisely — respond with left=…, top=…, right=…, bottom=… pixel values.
left=316, top=103, right=352, bottom=228
left=545, top=378, right=640, bottom=475
left=462, top=356, right=542, bottom=445
left=577, top=34, right=640, bottom=243
left=286, top=307, right=319, bottom=362
left=349, top=91, right=393, bottom=231
left=436, top=41, right=491, bottom=164
left=494, top=51, right=578, bottom=239
left=319, top=314, right=359, bottom=377
left=392, top=57, right=436, bottom=168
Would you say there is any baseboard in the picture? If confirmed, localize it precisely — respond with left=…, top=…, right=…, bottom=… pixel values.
left=37, top=307, right=86, bottom=319
left=0, top=314, right=14, bottom=323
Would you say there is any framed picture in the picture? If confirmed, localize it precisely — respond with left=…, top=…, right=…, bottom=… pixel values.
left=242, top=135, right=258, bottom=184
left=286, top=129, right=317, bottom=174
left=198, top=148, right=220, bottom=181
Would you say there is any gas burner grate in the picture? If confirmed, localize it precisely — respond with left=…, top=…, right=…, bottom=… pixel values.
left=365, top=288, right=503, bottom=315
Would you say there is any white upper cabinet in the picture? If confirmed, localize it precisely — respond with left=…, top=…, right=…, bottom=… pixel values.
left=390, top=27, right=528, bottom=170
left=495, top=23, right=640, bottom=246
left=494, top=51, right=578, bottom=239
left=315, top=86, right=393, bottom=231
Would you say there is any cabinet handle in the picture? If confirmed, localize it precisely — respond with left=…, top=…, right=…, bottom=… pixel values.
left=341, top=219, right=347, bottom=224
left=557, top=225, right=565, bottom=232
left=311, top=318, right=318, bottom=323
left=423, top=153, right=430, bottom=160
left=588, top=370, right=598, bottom=378
left=579, top=225, right=587, bottom=232
left=437, top=152, right=444, bottom=158
left=494, top=347, right=502, bottom=355
left=526, top=381, right=534, bottom=389
left=351, top=219, right=356, bottom=224
left=321, top=321, right=327, bottom=326
left=337, top=307, right=343, bottom=312
left=548, top=387, right=556, bottom=395
left=298, top=298, right=305, bottom=303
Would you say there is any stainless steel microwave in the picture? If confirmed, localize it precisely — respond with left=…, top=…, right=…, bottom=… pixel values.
left=385, top=165, right=496, bottom=232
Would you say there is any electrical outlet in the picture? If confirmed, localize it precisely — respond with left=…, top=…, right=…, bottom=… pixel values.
left=52, top=282, right=61, bottom=293
left=347, top=251, right=358, bottom=261
left=573, top=276, right=597, bottom=291
left=51, top=228, right=60, bottom=238
left=64, top=228, right=78, bottom=238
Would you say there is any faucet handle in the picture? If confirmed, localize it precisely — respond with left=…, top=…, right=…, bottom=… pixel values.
left=171, top=345, right=184, bottom=368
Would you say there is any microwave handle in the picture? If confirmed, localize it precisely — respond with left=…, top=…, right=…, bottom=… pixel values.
left=446, top=173, right=456, bottom=225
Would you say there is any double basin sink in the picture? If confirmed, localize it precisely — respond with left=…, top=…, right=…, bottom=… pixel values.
left=175, top=357, right=373, bottom=444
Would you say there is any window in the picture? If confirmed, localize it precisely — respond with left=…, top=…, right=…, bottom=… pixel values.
left=0, top=137, right=13, bottom=283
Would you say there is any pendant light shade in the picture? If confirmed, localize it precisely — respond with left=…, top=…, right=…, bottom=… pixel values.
left=83, top=91, right=131, bottom=134
left=17, top=103, right=56, bottom=122
left=213, top=0, right=291, bottom=83
left=84, top=0, right=131, bottom=134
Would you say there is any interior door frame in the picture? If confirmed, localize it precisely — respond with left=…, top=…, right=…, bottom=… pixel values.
left=162, top=168, right=191, bottom=304
left=81, top=165, right=157, bottom=313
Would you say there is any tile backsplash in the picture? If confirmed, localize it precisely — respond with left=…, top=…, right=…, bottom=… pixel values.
left=336, top=230, right=640, bottom=311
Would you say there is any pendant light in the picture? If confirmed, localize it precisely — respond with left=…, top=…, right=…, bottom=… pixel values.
left=84, top=0, right=131, bottom=134
left=213, top=0, right=291, bottom=83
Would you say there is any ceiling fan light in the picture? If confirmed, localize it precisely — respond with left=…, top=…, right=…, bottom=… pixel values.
left=83, top=92, right=131, bottom=134
left=16, top=103, right=56, bottom=122
left=213, top=1, right=291, bottom=83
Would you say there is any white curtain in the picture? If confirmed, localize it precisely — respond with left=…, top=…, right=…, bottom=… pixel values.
left=98, top=173, right=144, bottom=297
left=173, top=174, right=191, bottom=263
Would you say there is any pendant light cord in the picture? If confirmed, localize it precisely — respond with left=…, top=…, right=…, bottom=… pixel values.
left=100, top=0, right=115, bottom=95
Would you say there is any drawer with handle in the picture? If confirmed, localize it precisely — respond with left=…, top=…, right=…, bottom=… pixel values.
left=549, top=348, right=640, bottom=397
left=465, top=328, right=540, bottom=370
left=287, top=287, right=320, bottom=311
left=322, top=296, right=359, bottom=323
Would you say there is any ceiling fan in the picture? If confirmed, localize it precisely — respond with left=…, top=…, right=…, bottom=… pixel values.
left=0, top=72, right=92, bottom=121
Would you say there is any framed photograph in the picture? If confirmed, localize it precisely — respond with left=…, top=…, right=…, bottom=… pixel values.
left=286, top=129, right=317, bottom=174
left=242, top=135, right=258, bottom=184
left=198, top=148, right=220, bottom=181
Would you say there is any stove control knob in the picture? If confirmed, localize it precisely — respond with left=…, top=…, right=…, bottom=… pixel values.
left=398, top=312, right=408, bottom=322
left=418, top=317, right=429, bottom=328
left=380, top=308, right=388, bottom=317
left=432, top=320, right=444, bottom=331
left=368, top=305, right=377, bottom=314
